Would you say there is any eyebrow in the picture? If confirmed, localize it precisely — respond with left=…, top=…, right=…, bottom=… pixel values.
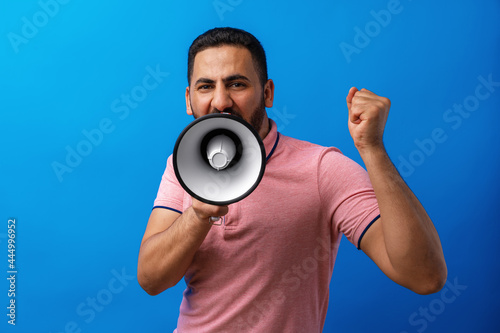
left=223, top=74, right=250, bottom=83
left=194, top=74, right=251, bottom=86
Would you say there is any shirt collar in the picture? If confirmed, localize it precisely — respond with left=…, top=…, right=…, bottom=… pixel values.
left=262, top=119, right=280, bottom=161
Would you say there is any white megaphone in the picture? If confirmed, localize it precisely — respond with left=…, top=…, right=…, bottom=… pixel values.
left=173, top=113, right=266, bottom=207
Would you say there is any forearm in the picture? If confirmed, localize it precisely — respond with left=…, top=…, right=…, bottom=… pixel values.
left=138, top=207, right=211, bottom=295
left=360, top=146, right=447, bottom=290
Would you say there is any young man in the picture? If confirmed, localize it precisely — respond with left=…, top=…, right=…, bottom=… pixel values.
left=138, top=27, right=447, bottom=332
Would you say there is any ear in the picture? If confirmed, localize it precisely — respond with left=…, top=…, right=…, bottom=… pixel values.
left=263, top=79, right=275, bottom=108
left=185, top=87, right=193, bottom=115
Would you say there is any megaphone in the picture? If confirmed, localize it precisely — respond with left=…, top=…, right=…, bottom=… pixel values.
left=173, top=113, right=266, bottom=206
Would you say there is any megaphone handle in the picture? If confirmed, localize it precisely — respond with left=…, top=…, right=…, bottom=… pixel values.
left=209, top=216, right=225, bottom=226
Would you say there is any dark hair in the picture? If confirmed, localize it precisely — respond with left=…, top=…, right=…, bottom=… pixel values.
left=187, top=27, right=268, bottom=87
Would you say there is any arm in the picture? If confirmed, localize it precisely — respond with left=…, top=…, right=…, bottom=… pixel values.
left=346, top=87, right=447, bottom=295
left=137, top=199, right=228, bottom=295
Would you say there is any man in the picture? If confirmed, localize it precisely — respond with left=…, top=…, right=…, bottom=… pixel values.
left=137, top=27, right=447, bottom=332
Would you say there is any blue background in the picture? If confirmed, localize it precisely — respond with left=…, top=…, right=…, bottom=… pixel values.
left=1, top=0, right=499, bottom=332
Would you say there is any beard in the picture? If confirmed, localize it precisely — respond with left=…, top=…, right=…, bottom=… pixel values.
left=190, top=97, right=267, bottom=135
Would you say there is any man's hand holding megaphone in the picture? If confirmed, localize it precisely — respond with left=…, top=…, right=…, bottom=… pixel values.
left=190, top=197, right=229, bottom=225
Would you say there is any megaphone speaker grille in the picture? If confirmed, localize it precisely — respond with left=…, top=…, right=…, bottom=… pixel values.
left=173, top=113, right=266, bottom=205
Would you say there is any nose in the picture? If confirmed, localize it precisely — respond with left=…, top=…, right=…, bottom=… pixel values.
left=211, top=86, right=233, bottom=112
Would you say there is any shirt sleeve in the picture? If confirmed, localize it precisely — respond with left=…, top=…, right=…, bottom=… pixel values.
left=153, top=155, right=185, bottom=213
left=318, top=148, right=380, bottom=249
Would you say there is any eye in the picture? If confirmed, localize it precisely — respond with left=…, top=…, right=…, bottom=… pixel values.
left=229, top=82, right=246, bottom=88
left=197, top=84, right=213, bottom=90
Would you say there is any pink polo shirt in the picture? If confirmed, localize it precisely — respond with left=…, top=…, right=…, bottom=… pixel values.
left=153, top=119, right=380, bottom=332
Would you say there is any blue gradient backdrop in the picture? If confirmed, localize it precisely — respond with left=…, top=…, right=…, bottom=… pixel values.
left=1, top=0, right=499, bottom=332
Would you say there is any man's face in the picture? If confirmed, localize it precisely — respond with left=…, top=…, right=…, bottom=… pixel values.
left=186, top=45, right=274, bottom=139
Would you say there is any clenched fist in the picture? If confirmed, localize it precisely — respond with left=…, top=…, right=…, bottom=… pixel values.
left=191, top=197, right=228, bottom=224
left=346, top=87, right=390, bottom=153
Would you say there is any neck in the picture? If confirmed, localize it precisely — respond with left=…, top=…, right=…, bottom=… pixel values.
left=258, top=115, right=271, bottom=140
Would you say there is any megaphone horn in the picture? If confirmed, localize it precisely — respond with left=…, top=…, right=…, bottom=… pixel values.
left=173, top=113, right=266, bottom=206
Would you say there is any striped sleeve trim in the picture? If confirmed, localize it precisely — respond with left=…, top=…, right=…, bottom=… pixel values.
left=357, top=214, right=381, bottom=250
